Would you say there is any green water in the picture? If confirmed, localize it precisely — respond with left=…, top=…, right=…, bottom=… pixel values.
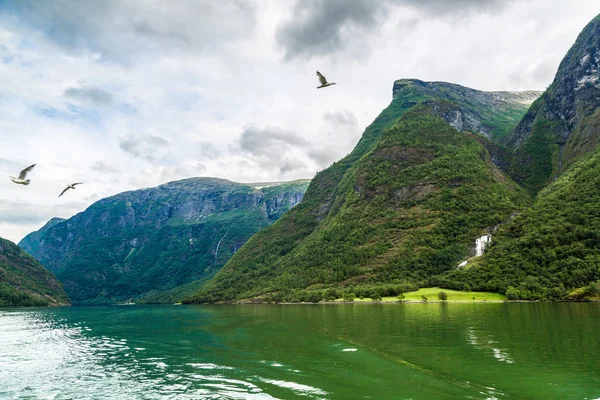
left=0, top=303, right=598, bottom=399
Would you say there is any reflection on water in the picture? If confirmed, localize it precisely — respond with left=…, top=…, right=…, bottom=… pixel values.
left=1, top=303, right=599, bottom=400
left=466, top=327, right=514, bottom=364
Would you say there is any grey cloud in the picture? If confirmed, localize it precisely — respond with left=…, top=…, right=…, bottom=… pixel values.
left=237, top=125, right=311, bottom=158
left=198, top=141, right=221, bottom=160
left=91, top=160, right=120, bottom=174
left=276, top=0, right=513, bottom=60
left=234, top=125, right=312, bottom=174
left=307, top=148, right=339, bottom=167
left=64, top=85, right=113, bottom=106
left=322, top=110, right=359, bottom=130
left=6, top=0, right=256, bottom=63
left=306, top=110, right=362, bottom=167
left=119, top=134, right=170, bottom=163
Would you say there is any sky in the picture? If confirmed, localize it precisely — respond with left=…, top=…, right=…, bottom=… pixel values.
left=1, top=0, right=600, bottom=243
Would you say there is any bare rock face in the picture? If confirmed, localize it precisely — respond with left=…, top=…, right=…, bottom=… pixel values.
left=19, top=178, right=309, bottom=304
left=506, top=14, right=600, bottom=194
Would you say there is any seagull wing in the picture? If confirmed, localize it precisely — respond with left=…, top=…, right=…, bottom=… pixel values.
left=18, top=164, right=36, bottom=180
left=316, top=71, right=327, bottom=85
left=72, top=182, right=84, bottom=186
left=58, top=187, right=70, bottom=197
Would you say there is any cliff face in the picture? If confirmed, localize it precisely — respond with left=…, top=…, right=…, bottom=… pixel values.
left=507, top=14, right=600, bottom=195
left=20, top=178, right=309, bottom=304
left=185, top=80, right=535, bottom=303
left=0, top=237, right=70, bottom=307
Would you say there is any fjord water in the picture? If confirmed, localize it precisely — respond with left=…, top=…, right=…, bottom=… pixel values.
left=1, top=304, right=598, bottom=399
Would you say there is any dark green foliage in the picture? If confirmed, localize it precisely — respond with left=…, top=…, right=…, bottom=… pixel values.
left=20, top=178, right=309, bottom=304
left=438, top=291, right=448, bottom=301
left=0, top=237, right=70, bottom=307
left=506, top=287, right=520, bottom=301
left=444, top=148, right=600, bottom=300
left=187, top=89, right=532, bottom=303
left=421, top=295, right=428, bottom=302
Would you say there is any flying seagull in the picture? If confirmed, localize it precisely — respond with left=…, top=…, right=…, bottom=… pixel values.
left=59, top=182, right=84, bottom=197
left=9, top=164, right=36, bottom=185
left=316, top=71, right=336, bottom=89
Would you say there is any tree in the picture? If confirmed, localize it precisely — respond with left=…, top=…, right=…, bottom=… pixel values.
left=506, top=287, right=520, bottom=301
left=343, top=292, right=355, bottom=302
left=397, top=293, right=405, bottom=301
left=438, top=291, right=448, bottom=301
left=421, top=295, right=428, bottom=302
left=371, top=292, right=382, bottom=302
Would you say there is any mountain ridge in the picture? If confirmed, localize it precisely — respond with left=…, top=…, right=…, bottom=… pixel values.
left=185, top=79, right=534, bottom=303
left=20, top=177, right=309, bottom=304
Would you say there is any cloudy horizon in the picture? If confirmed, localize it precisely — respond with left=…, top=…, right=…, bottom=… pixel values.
left=1, top=0, right=600, bottom=242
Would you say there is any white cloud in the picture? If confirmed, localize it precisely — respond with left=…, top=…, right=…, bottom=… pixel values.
left=1, top=0, right=599, bottom=242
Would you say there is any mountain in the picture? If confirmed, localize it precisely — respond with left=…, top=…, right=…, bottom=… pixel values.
left=19, top=217, right=65, bottom=256
left=20, top=178, right=309, bottom=304
left=444, top=147, right=600, bottom=300
left=185, top=80, right=538, bottom=303
left=506, top=14, right=600, bottom=195
left=441, top=14, right=600, bottom=300
left=0, top=237, right=70, bottom=307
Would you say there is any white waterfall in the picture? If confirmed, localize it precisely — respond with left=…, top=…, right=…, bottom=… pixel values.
left=214, top=231, right=228, bottom=263
left=475, top=234, right=491, bottom=257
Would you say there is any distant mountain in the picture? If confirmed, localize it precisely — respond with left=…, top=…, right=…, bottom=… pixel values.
left=185, top=80, right=537, bottom=303
left=19, top=217, right=65, bottom=256
left=506, top=14, right=600, bottom=195
left=0, top=237, right=70, bottom=307
left=20, top=178, right=309, bottom=304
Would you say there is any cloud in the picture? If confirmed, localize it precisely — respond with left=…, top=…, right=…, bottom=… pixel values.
left=0, top=199, right=86, bottom=225
left=128, top=163, right=207, bottom=188
left=119, top=134, right=170, bottom=163
left=4, top=0, right=257, bottom=63
left=91, top=160, right=120, bottom=174
left=237, top=125, right=312, bottom=157
left=234, top=125, right=312, bottom=174
left=276, top=0, right=513, bottom=60
left=198, top=141, right=221, bottom=160
left=308, top=110, right=362, bottom=167
left=64, top=84, right=113, bottom=106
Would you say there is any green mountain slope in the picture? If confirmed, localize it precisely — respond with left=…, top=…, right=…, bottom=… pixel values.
left=506, top=14, right=600, bottom=195
left=20, top=178, right=309, bottom=304
left=186, top=82, right=537, bottom=303
left=0, top=237, right=70, bottom=307
left=444, top=147, right=600, bottom=300
left=441, top=14, right=600, bottom=300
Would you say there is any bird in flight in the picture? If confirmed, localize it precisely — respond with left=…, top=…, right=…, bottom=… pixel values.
left=316, top=71, right=336, bottom=89
left=59, top=182, right=84, bottom=197
left=9, top=164, right=36, bottom=185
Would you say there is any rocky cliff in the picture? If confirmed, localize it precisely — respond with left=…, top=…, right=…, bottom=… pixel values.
left=20, top=178, right=309, bottom=304
left=507, top=14, right=600, bottom=195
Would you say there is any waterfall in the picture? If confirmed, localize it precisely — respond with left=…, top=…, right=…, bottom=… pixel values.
left=475, top=234, right=491, bottom=257
left=214, top=231, right=228, bottom=264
